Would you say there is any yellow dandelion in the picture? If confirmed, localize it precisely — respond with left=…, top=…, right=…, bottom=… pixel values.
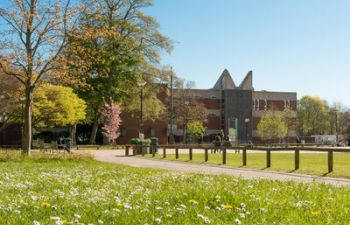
left=188, top=199, right=198, bottom=205
left=116, top=203, right=123, bottom=208
left=223, top=204, right=233, bottom=209
left=41, top=202, right=51, bottom=208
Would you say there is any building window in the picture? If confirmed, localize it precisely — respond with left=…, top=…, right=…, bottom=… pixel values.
left=150, top=128, right=155, bottom=137
left=120, top=127, right=127, bottom=137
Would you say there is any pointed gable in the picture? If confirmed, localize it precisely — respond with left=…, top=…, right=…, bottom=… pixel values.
left=239, top=71, right=253, bottom=90
left=212, top=69, right=236, bottom=90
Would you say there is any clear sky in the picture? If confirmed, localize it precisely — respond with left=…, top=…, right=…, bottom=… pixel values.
left=145, top=0, right=350, bottom=107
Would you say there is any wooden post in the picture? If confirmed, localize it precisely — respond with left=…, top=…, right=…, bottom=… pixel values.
left=163, top=147, right=166, bottom=158
left=243, top=147, right=247, bottom=166
left=175, top=148, right=179, bottom=159
left=266, top=149, right=271, bottom=168
left=205, top=148, right=208, bottom=162
left=328, top=149, right=333, bottom=173
left=222, top=148, right=227, bottom=164
left=152, top=145, right=156, bottom=157
left=294, top=149, right=300, bottom=170
left=189, top=148, right=193, bottom=161
left=125, top=145, right=129, bottom=156
left=142, top=145, right=145, bottom=156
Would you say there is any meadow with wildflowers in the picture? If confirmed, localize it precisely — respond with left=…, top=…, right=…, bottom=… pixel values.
left=0, top=153, right=350, bottom=224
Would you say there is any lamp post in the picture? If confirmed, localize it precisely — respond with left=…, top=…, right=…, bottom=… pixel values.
left=333, top=109, right=339, bottom=145
left=184, top=101, right=190, bottom=144
left=169, top=68, right=175, bottom=144
left=138, top=80, right=147, bottom=140
left=244, top=118, right=250, bottom=144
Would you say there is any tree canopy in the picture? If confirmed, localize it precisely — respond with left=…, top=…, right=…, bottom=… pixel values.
left=257, top=111, right=288, bottom=141
left=33, top=84, right=86, bottom=128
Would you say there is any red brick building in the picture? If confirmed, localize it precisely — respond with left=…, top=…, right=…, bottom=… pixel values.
left=117, top=69, right=297, bottom=144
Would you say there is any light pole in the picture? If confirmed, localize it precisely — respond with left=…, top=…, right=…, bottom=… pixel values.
left=183, top=100, right=189, bottom=144
left=244, top=118, right=250, bottom=144
left=333, top=109, right=339, bottom=145
left=138, top=80, right=147, bottom=140
left=169, top=68, right=175, bottom=144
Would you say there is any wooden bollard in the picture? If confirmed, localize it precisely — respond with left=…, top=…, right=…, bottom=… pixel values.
left=175, top=148, right=179, bottom=159
left=189, top=148, right=193, bottom=161
left=152, top=145, right=156, bottom=157
left=294, top=149, right=300, bottom=170
left=266, top=149, right=271, bottom=168
left=328, top=150, right=333, bottom=173
left=125, top=145, right=129, bottom=156
left=141, top=144, right=145, bottom=156
left=243, top=147, right=247, bottom=166
left=163, top=147, right=166, bottom=158
left=204, top=148, right=208, bottom=162
left=222, top=148, right=227, bottom=164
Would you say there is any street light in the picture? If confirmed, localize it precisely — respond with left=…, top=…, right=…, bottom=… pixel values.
left=138, top=80, right=147, bottom=140
left=184, top=100, right=190, bottom=144
left=169, top=68, right=175, bottom=144
left=244, top=118, right=250, bottom=144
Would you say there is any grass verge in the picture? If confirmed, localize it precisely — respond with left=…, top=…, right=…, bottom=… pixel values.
left=140, top=152, right=350, bottom=179
left=0, top=154, right=350, bottom=224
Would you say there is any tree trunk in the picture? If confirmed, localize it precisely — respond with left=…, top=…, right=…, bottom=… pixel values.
left=71, top=124, right=77, bottom=146
left=89, top=113, right=101, bottom=145
left=22, top=86, right=33, bottom=156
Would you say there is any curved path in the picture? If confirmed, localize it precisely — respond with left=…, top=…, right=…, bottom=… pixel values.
left=92, top=150, right=350, bottom=186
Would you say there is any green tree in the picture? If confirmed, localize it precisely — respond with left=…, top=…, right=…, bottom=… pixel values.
left=257, top=111, right=288, bottom=142
left=173, top=79, right=207, bottom=142
left=0, top=0, right=76, bottom=155
left=61, top=0, right=172, bottom=144
left=186, top=121, right=206, bottom=143
left=297, top=96, right=330, bottom=136
left=33, top=84, right=86, bottom=128
left=282, top=106, right=296, bottom=142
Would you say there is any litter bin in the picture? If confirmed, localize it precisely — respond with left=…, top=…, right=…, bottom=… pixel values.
left=64, top=138, right=72, bottom=152
left=150, top=137, right=159, bottom=154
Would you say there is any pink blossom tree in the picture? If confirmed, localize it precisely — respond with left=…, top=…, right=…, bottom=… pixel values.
left=102, top=102, right=122, bottom=144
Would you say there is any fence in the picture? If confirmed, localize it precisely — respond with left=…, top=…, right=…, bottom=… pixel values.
left=125, top=144, right=350, bottom=174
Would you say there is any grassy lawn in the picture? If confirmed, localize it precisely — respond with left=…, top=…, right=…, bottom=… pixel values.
left=0, top=152, right=350, bottom=224
left=141, top=152, right=350, bottom=179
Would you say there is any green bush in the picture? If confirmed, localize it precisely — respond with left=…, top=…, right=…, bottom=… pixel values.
left=129, top=138, right=151, bottom=146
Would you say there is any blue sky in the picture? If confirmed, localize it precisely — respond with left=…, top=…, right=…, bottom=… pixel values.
left=145, top=0, right=350, bottom=107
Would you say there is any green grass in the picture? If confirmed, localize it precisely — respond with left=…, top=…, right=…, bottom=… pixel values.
left=141, top=152, right=350, bottom=179
left=1, top=155, right=350, bottom=225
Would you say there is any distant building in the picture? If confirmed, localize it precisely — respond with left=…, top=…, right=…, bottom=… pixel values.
left=118, top=69, right=297, bottom=144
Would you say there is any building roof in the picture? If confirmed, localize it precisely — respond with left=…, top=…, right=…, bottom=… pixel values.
left=212, top=69, right=254, bottom=90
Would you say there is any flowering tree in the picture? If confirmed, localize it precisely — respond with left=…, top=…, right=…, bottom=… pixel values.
left=102, top=102, right=122, bottom=144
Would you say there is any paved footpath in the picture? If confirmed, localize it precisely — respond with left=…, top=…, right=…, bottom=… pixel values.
left=92, top=150, right=350, bottom=186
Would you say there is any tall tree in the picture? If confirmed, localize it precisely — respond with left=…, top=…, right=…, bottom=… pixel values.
left=173, top=80, right=207, bottom=142
left=0, top=0, right=76, bottom=155
left=62, top=0, right=172, bottom=144
left=297, top=96, right=330, bottom=136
